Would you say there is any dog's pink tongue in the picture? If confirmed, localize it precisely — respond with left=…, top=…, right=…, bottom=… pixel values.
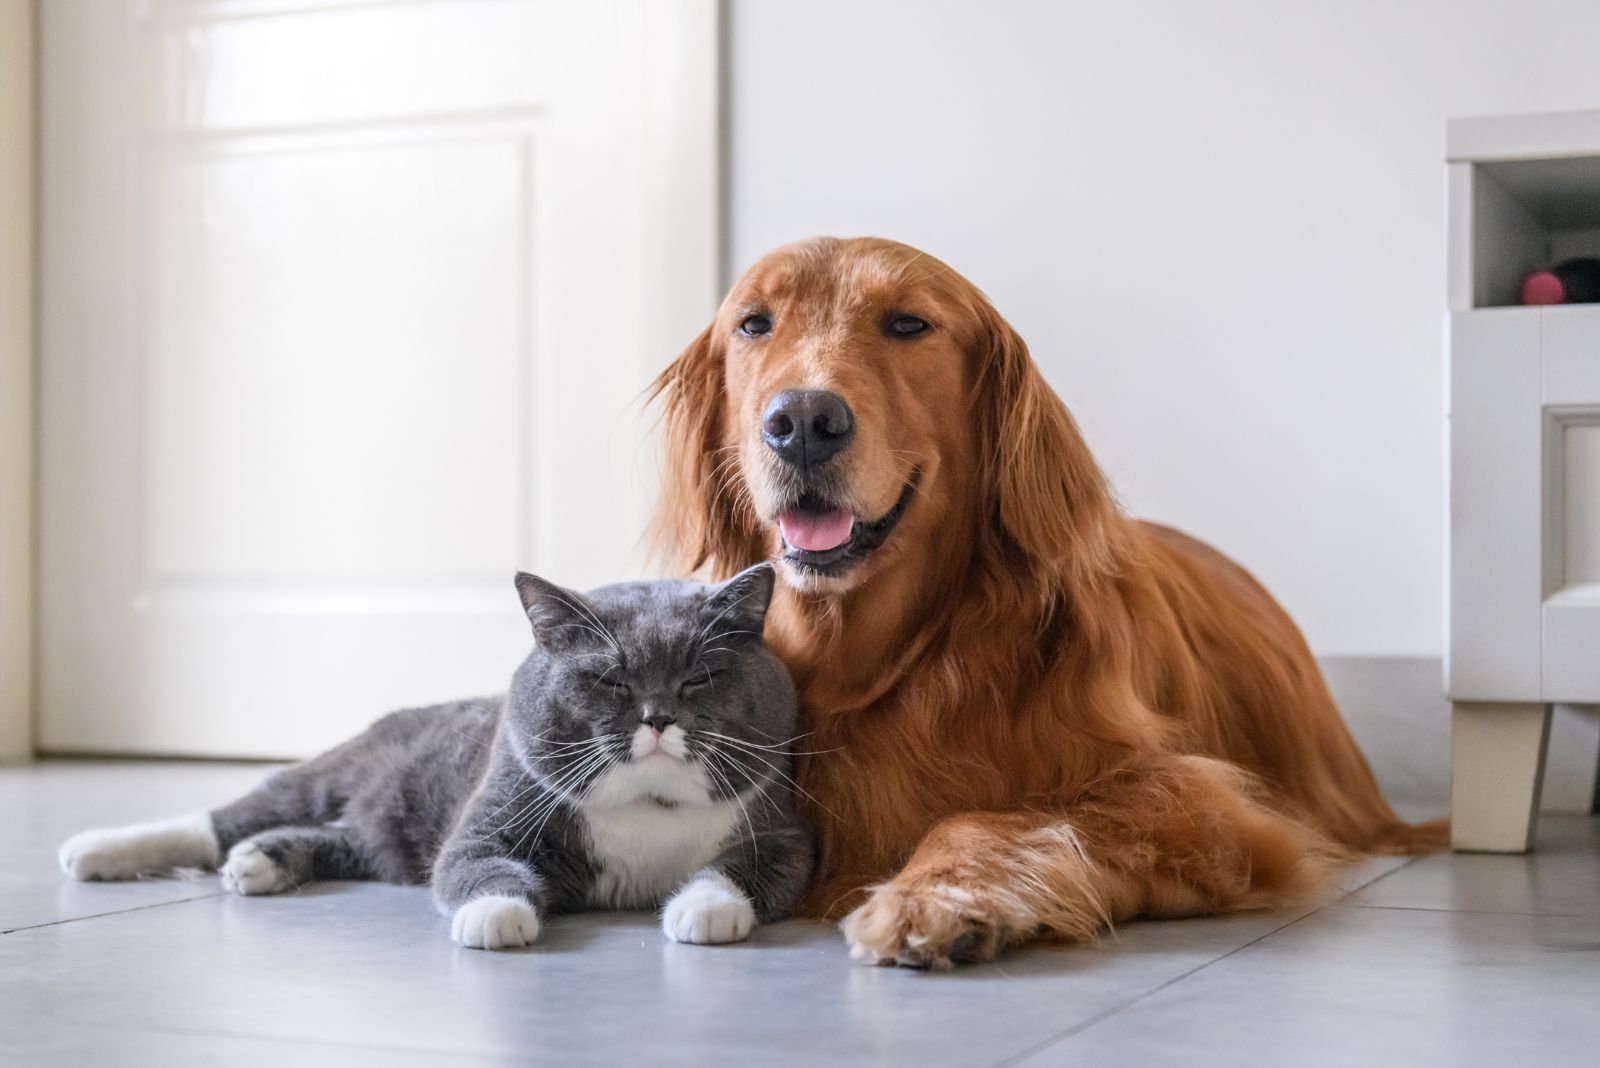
left=780, top=508, right=854, bottom=552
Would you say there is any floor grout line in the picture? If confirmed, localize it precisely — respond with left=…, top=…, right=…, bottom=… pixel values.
left=992, top=908, right=1318, bottom=1068
left=1332, top=855, right=1424, bottom=900
left=1339, top=902, right=1599, bottom=919
left=1, top=891, right=226, bottom=935
left=990, top=906, right=1324, bottom=1068
left=990, top=856, right=1428, bottom=1068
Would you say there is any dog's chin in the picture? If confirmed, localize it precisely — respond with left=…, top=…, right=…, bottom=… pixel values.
left=778, top=557, right=868, bottom=595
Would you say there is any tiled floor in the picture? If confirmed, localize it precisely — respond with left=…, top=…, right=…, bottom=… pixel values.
left=2, top=761, right=1596, bottom=1067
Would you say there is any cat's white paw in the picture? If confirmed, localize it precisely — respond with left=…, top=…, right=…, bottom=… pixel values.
left=220, top=841, right=291, bottom=896
left=451, top=895, right=541, bottom=950
left=662, top=872, right=755, bottom=945
left=58, top=813, right=218, bottom=881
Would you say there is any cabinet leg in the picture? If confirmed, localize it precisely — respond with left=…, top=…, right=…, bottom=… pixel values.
left=1451, top=701, right=1552, bottom=853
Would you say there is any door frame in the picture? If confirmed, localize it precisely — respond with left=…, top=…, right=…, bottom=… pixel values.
left=0, top=0, right=36, bottom=763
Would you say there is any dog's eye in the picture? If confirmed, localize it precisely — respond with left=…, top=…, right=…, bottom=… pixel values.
left=885, top=314, right=929, bottom=337
left=738, top=314, right=773, bottom=337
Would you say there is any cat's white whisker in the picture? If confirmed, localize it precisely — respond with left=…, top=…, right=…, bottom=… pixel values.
left=700, top=746, right=793, bottom=826
left=698, top=736, right=840, bottom=821
left=474, top=734, right=624, bottom=833
left=501, top=746, right=619, bottom=847
left=472, top=772, right=538, bottom=829
left=701, top=729, right=838, bottom=756
left=491, top=742, right=621, bottom=834
left=519, top=743, right=627, bottom=855
left=699, top=743, right=777, bottom=796
left=698, top=754, right=760, bottom=870
left=530, top=731, right=626, bottom=752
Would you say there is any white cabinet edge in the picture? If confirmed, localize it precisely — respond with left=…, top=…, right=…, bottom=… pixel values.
left=1448, top=108, right=1600, bottom=163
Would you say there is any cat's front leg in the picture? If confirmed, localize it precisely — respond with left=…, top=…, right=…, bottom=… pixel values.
left=433, top=845, right=547, bottom=952
left=449, top=893, right=541, bottom=950
left=661, top=869, right=756, bottom=945
left=662, top=824, right=814, bottom=945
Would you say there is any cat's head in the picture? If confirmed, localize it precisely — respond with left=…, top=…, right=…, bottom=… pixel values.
left=504, top=565, right=798, bottom=807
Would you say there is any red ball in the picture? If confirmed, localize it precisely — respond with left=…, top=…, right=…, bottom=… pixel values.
left=1522, top=271, right=1567, bottom=305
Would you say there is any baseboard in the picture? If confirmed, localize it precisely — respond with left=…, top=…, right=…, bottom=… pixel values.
left=1320, top=656, right=1600, bottom=814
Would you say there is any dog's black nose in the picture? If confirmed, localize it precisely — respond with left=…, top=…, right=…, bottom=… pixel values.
left=761, top=390, right=855, bottom=470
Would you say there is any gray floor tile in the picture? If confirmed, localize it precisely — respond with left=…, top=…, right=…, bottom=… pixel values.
left=1349, top=815, right=1600, bottom=917
left=0, top=1026, right=521, bottom=1068
left=1329, top=852, right=1414, bottom=896
left=1014, top=904, right=1600, bottom=1068
left=0, top=760, right=276, bottom=932
left=0, top=879, right=1316, bottom=1066
left=5, top=760, right=1597, bottom=1066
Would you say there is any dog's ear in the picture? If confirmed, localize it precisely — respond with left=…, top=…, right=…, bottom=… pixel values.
left=973, top=301, right=1123, bottom=599
left=648, top=324, right=765, bottom=577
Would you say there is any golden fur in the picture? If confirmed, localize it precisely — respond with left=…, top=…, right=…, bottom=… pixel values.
left=651, top=237, right=1444, bottom=968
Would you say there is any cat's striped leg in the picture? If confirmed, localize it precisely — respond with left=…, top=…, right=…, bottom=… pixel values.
left=58, top=812, right=219, bottom=881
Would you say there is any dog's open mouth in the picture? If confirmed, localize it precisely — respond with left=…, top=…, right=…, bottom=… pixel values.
left=777, top=478, right=917, bottom=576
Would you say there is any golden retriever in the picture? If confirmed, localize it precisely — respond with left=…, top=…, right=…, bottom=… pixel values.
left=651, top=236, right=1443, bottom=968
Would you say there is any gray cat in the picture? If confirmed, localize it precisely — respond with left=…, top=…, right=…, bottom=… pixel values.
left=58, top=564, right=814, bottom=950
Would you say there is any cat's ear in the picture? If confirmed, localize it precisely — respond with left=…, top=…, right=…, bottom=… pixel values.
left=514, top=572, right=602, bottom=648
left=702, top=563, right=776, bottom=640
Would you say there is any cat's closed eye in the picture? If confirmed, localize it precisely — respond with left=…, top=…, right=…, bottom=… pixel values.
left=580, top=671, right=631, bottom=696
left=679, top=671, right=724, bottom=698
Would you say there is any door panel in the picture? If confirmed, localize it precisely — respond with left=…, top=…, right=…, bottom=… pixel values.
left=39, top=0, right=718, bottom=756
left=146, top=136, right=529, bottom=581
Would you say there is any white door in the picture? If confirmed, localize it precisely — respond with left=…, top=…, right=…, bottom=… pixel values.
left=38, top=0, right=717, bottom=758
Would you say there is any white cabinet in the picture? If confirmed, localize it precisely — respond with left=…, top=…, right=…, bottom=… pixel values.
left=1447, top=110, right=1600, bottom=851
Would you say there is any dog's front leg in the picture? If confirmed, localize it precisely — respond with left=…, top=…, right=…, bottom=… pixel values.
left=840, top=755, right=1346, bottom=969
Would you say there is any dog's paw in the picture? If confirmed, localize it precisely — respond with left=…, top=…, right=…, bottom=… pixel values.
left=661, top=873, right=755, bottom=945
left=841, top=882, right=1009, bottom=970
left=451, top=895, right=541, bottom=950
left=220, top=841, right=291, bottom=896
left=58, top=814, right=218, bottom=881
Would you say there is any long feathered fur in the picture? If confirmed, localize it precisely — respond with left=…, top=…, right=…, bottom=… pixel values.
left=650, top=237, right=1444, bottom=967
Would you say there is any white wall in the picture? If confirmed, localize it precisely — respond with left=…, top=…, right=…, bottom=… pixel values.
left=727, top=0, right=1600, bottom=657
left=0, top=0, right=34, bottom=761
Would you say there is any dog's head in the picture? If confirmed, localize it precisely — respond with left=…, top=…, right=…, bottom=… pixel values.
left=653, top=237, right=1115, bottom=600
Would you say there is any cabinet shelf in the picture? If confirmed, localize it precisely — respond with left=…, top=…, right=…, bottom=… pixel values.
left=1449, top=109, right=1600, bottom=310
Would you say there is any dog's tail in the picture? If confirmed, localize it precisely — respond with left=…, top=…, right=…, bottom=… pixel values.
left=1363, top=815, right=1450, bottom=855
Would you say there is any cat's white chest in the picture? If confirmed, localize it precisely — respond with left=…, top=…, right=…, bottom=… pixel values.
left=578, top=756, right=739, bottom=909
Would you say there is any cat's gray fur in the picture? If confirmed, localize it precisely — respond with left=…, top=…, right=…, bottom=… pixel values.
left=61, top=565, right=813, bottom=949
